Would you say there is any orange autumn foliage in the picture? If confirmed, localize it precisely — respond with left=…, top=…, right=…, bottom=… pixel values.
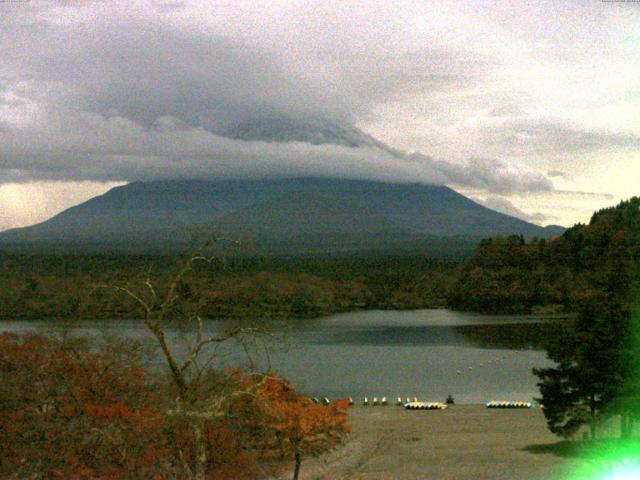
left=232, top=372, right=351, bottom=462
left=0, top=335, right=351, bottom=479
left=0, top=333, right=169, bottom=479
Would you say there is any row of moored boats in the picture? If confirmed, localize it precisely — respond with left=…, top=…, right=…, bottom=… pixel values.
left=313, top=396, right=535, bottom=409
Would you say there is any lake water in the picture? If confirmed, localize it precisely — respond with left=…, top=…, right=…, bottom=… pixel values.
left=0, top=309, right=561, bottom=404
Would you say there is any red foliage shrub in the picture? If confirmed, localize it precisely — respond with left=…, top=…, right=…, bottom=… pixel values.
left=0, top=333, right=168, bottom=479
left=0, top=335, right=351, bottom=479
left=230, top=372, right=351, bottom=477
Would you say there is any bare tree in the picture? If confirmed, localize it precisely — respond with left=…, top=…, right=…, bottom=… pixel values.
left=101, top=240, right=269, bottom=480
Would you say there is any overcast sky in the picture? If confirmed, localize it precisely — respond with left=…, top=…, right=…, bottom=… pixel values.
left=1, top=0, right=638, bottom=231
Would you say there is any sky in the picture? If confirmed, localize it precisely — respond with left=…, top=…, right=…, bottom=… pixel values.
left=0, top=0, right=638, bottom=232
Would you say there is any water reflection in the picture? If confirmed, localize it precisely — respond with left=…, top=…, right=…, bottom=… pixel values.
left=0, top=309, right=563, bottom=404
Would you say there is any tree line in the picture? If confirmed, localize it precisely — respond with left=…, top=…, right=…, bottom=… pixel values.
left=0, top=254, right=456, bottom=321
left=534, top=198, right=640, bottom=440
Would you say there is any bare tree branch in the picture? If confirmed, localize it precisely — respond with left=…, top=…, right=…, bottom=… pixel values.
left=98, top=238, right=268, bottom=480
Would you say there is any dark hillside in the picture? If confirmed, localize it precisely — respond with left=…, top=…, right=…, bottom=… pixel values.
left=446, top=197, right=640, bottom=313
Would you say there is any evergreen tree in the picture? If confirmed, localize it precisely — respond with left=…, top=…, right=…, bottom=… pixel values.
left=534, top=292, right=627, bottom=438
left=534, top=198, right=640, bottom=439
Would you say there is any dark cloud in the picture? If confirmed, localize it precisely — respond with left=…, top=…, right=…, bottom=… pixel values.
left=486, top=119, right=640, bottom=154
left=454, top=157, right=553, bottom=193
left=5, top=0, right=637, bottom=197
left=0, top=3, right=557, bottom=193
left=547, top=170, right=566, bottom=178
left=0, top=0, right=637, bottom=231
left=0, top=18, right=351, bottom=129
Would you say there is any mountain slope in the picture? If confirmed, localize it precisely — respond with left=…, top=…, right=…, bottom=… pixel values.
left=0, top=178, right=562, bottom=255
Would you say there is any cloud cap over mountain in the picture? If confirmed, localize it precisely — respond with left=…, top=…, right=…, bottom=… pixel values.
left=0, top=108, right=553, bottom=193
left=0, top=1, right=551, bottom=190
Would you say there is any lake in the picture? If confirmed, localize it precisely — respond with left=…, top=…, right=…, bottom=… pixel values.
left=0, top=309, right=562, bottom=404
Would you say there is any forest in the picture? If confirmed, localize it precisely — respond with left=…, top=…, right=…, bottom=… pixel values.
left=0, top=253, right=456, bottom=322
left=446, top=198, right=640, bottom=314
left=528, top=198, right=640, bottom=439
left=444, top=196, right=640, bottom=439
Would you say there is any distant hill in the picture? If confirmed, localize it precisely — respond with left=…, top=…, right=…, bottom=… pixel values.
left=0, top=177, right=563, bottom=256
left=543, top=225, right=566, bottom=237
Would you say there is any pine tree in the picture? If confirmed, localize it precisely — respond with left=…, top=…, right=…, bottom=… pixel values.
left=534, top=197, right=640, bottom=440
left=534, top=293, right=626, bottom=438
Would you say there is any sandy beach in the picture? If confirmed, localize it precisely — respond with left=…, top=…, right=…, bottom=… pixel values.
left=285, top=405, right=583, bottom=480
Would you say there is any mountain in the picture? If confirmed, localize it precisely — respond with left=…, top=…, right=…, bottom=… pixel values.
left=0, top=177, right=563, bottom=256
left=0, top=116, right=565, bottom=256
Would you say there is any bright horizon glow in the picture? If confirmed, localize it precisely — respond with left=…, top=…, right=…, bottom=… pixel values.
left=0, top=181, right=125, bottom=232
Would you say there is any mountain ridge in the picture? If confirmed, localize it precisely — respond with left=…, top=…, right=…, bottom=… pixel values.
left=0, top=177, right=563, bottom=256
